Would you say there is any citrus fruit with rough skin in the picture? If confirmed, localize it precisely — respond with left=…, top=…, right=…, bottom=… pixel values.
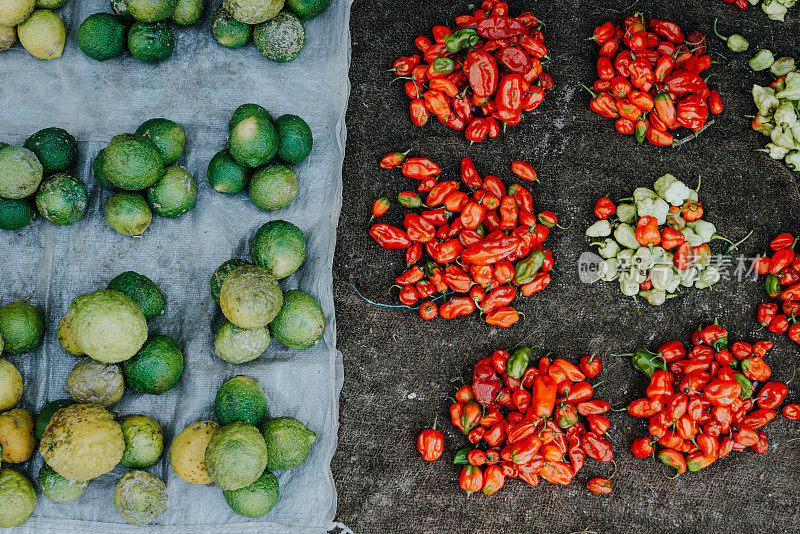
left=105, top=192, right=152, bottom=236
left=38, top=464, right=88, bottom=502
left=260, top=416, right=316, bottom=470
left=210, top=258, right=248, bottom=305
left=0, top=0, right=34, bottom=26
left=67, top=359, right=125, bottom=407
left=34, top=399, right=72, bottom=440
left=170, top=420, right=218, bottom=484
left=147, top=166, right=197, bottom=218
left=114, top=470, right=168, bottom=525
left=229, top=103, right=272, bottom=130
left=35, top=0, right=67, bottom=9
left=23, top=127, right=77, bottom=174
left=69, top=289, right=148, bottom=363
left=228, top=115, right=278, bottom=168
left=0, top=198, right=34, bottom=230
left=40, top=403, right=124, bottom=481
left=0, top=358, right=22, bottom=411
left=0, top=301, right=45, bottom=354
left=57, top=302, right=83, bottom=356
left=0, top=24, right=15, bottom=50
left=170, top=0, right=203, bottom=24
left=219, top=264, right=283, bottom=329
left=0, top=468, right=36, bottom=527
left=92, top=149, right=116, bottom=190
left=128, top=21, right=174, bottom=63
left=103, top=134, right=164, bottom=190
left=253, top=10, right=305, bottom=63
left=250, top=219, right=305, bottom=279
left=18, top=9, right=65, bottom=59
left=78, top=13, right=127, bottom=61
left=207, top=149, right=250, bottom=193
left=111, top=0, right=131, bottom=17
left=35, top=173, right=88, bottom=225
left=0, top=408, right=36, bottom=463
left=107, top=271, right=165, bottom=320
left=124, top=0, right=176, bottom=22
left=0, top=146, right=43, bottom=199
left=122, top=334, right=184, bottom=394
left=204, top=421, right=268, bottom=490
left=269, top=290, right=325, bottom=349
left=214, top=320, right=270, bottom=364
left=214, top=375, right=268, bottom=426
left=223, top=0, right=282, bottom=24
left=248, top=164, right=298, bottom=211
left=135, top=118, right=184, bottom=165
left=210, top=6, right=250, bottom=48
left=223, top=469, right=279, bottom=518
left=120, top=414, right=163, bottom=468
left=285, top=0, right=327, bottom=19
left=274, top=114, right=312, bottom=165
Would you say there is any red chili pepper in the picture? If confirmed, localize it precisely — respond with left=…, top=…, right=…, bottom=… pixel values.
left=465, top=49, right=499, bottom=97
left=409, top=99, right=429, bottom=126
left=402, top=157, right=440, bottom=180
left=418, top=301, right=437, bottom=320
left=370, top=224, right=410, bottom=249
left=635, top=216, right=661, bottom=246
left=459, top=465, right=483, bottom=494
left=628, top=90, right=654, bottom=112
left=587, top=478, right=612, bottom=495
left=628, top=59, right=654, bottom=91
left=417, top=422, right=443, bottom=461
left=646, top=126, right=673, bottom=147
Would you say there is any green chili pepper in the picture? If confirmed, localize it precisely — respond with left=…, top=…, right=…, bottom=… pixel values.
left=597, top=258, right=620, bottom=282
left=766, top=274, right=781, bottom=298
left=694, top=266, right=719, bottom=289
left=444, top=27, right=479, bottom=54
left=786, top=151, right=800, bottom=170
left=713, top=19, right=749, bottom=53
left=732, top=372, right=753, bottom=399
left=616, top=203, right=637, bottom=224
left=631, top=348, right=667, bottom=377
left=749, top=49, right=775, bottom=72
left=506, top=347, right=532, bottom=379
left=514, top=250, right=545, bottom=285
left=639, top=289, right=667, bottom=306
left=397, top=191, right=423, bottom=208
left=431, top=57, right=455, bottom=75
left=586, top=220, right=612, bottom=237
left=770, top=57, right=796, bottom=77
left=592, top=238, right=620, bottom=259
left=614, top=223, right=640, bottom=249
left=453, top=446, right=474, bottom=465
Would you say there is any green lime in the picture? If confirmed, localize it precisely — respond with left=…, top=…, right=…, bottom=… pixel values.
left=170, top=0, right=203, bottom=24
left=147, top=166, right=196, bottom=218
left=114, top=470, right=167, bottom=526
left=0, top=26, right=13, bottom=51
left=0, top=198, right=35, bottom=231
left=210, top=6, right=251, bottom=48
left=223, top=0, right=283, bottom=24
left=274, top=114, right=312, bottom=165
left=269, top=290, right=324, bottom=349
left=0, top=146, right=43, bottom=200
left=23, top=127, right=77, bottom=174
left=219, top=264, right=283, bottom=329
left=250, top=219, right=305, bottom=279
left=105, top=192, right=152, bottom=237
left=228, top=115, right=278, bottom=168
left=253, top=10, right=305, bottom=63
left=285, top=0, right=327, bottom=19
left=214, top=375, right=268, bottom=426
left=0, top=468, right=36, bottom=527
left=223, top=469, right=279, bottom=518
left=78, top=13, right=126, bottom=62
left=35, top=399, right=73, bottom=440
left=260, top=416, right=316, bottom=470
left=128, top=21, right=174, bottom=64
left=67, top=359, right=125, bottom=407
left=207, top=149, right=250, bottom=194
left=38, top=464, right=88, bottom=502
left=111, top=0, right=131, bottom=17
left=92, top=149, right=116, bottom=191
left=0, top=0, right=34, bottom=26
left=135, top=118, right=185, bottom=165
left=248, top=164, right=298, bottom=211
left=35, top=0, right=67, bottom=8
left=107, top=271, right=165, bottom=320
left=103, top=134, right=164, bottom=190
left=17, top=9, right=65, bottom=59
left=119, top=414, right=164, bottom=468
left=204, top=421, right=268, bottom=490
left=229, top=103, right=272, bottom=130
left=124, top=0, right=177, bottom=22
left=0, top=301, right=44, bottom=354
left=35, top=173, right=88, bottom=225
left=214, top=320, right=270, bottom=364
left=0, top=358, right=22, bottom=411
left=210, top=258, right=249, bottom=305
left=122, top=334, right=184, bottom=394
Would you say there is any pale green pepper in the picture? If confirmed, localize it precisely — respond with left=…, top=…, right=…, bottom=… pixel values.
left=593, top=238, right=621, bottom=259
left=633, top=187, right=657, bottom=202
left=713, top=20, right=749, bottom=53
left=774, top=100, right=798, bottom=128
left=665, top=269, right=682, bottom=293
left=681, top=228, right=703, bottom=248
left=752, top=112, right=776, bottom=136
left=680, top=267, right=698, bottom=287
left=650, top=264, right=674, bottom=292
left=770, top=56, right=796, bottom=76
left=635, top=196, right=669, bottom=225
left=653, top=174, right=693, bottom=206
left=614, top=223, right=640, bottom=249
left=617, top=248, right=636, bottom=268
left=771, top=126, right=800, bottom=150
left=639, top=289, right=667, bottom=306
left=629, top=268, right=647, bottom=284
left=695, top=266, right=721, bottom=289
left=666, top=211, right=686, bottom=230
left=597, top=258, right=620, bottom=282
left=753, top=85, right=780, bottom=115
left=650, top=246, right=669, bottom=265
left=749, top=50, right=775, bottom=72
left=619, top=272, right=640, bottom=297
left=616, top=203, right=636, bottom=224
left=785, top=151, right=800, bottom=171
left=586, top=219, right=612, bottom=237
left=632, top=247, right=654, bottom=272
left=776, top=72, right=800, bottom=100
left=759, top=143, right=792, bottom=160
left=762, top=0, right=788, bottom=21
left=688, top=220, right=716, bottom=243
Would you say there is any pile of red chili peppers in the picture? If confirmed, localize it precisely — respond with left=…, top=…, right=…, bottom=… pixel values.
left=369, top=154, right=554, bottom=327
left=625, top=322, right=789, bottom=474
left=754, top=232, right=800, bottom=344
left=391, top=0, right=553, bottom=143
left=585, top=13, right=723, bottom=147
left=444, top=348, right=614, bottom=494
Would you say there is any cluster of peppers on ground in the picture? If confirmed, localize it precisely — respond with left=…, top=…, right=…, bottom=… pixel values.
left=584, top=13, right=723, bottom=147
left=391, top=0, right=553, bottom=143
left=624, top=322, right=795, bottom=473
left=585, top=174, right=737, bottom=305
left=719, top=0, right=797, bottom=21
left=418, top=348, right=614, bottom=495
left=754, top=232, right=800, bottom=343
left=369, top=154, right=554, bottom=327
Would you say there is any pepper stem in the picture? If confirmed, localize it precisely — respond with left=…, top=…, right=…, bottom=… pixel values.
left=579, top=83, right=598, bottom=98
left=431, top=414, right=438, bottom=431
left=720, top=230, right=753, bottom=255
